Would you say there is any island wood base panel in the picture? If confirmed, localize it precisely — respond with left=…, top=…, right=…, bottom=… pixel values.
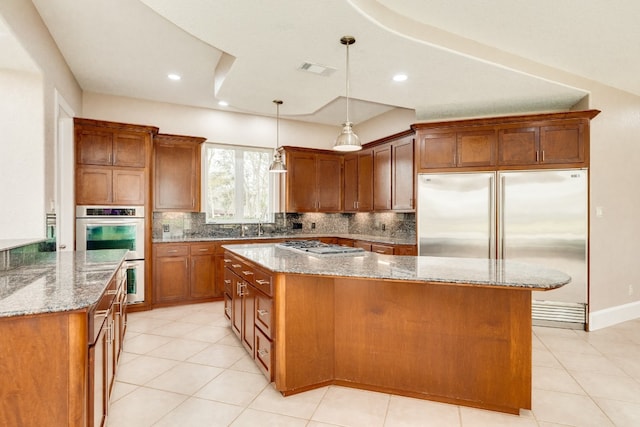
left=274, top=275, right=532, bottom=415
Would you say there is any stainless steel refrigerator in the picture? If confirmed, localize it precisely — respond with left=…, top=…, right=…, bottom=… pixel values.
left=417, top=169, right=587, bottom=328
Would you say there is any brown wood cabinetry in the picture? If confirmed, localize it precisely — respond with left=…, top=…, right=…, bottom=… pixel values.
left=0, top=262, right=127, bottom=427
left=391, top=136, right=415, bottom=211
left=416, top=129, right=496, bottom=170
left=343, top=149, right=373, bottom=212
left=351, top=239, right=416, bottom=255
left=153, top=242, right=217, bottom=306
left=224, top=251, right=274, bottom=380
left=153, top=134, right=205, bottom=212
left=373, top=144, right=392, bottom=210
left=283, top=147, right=343, bottom=212
left=75, top=118, right=157, bottom=206
left=414, top=110, right=599, bottom=172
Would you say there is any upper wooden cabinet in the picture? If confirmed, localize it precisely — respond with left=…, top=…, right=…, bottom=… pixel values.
left=413, top=110, right=599, bottom=172
left=343, top=150, right=373, bottom=212
left=153, top=133, right=206, bottom=212
left=75, top=118, right=157, bottom=206
left=391, top=135, right=415, bottom=211
left=282, top=147, right=343, bottom=212
left=373, top=144, right=392, bottom=210
left=417, top=129, right=496, bottom=170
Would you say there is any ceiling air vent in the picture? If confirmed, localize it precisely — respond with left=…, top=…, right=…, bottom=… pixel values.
left=298, top=62, right=336, bottom=77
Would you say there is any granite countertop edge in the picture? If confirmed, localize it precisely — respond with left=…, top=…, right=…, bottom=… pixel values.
left=0, top=249, right=128, bottom=318
left=223, top=243, right=571, bottom=291
left=153, top=233, right=416, bottom=246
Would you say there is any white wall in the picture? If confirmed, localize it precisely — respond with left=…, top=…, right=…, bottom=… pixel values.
left=0, top=71, right=44, bottom=238
left=82, top=92, right=341, bottom=150
left=0, top=0, right=82, bottom=239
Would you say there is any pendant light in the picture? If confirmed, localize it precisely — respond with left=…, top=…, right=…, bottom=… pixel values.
left=269, top=99, right=287, bottom=173
left=333, top=35, right=361, bottom=152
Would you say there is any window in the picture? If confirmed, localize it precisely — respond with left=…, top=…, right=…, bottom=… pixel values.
left=203, top=143, right=275, bottom=223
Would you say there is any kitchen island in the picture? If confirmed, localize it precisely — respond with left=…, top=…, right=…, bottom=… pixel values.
left=223, top=243, right=570, bottom=414
left=0, top=249, right=128, bottom=426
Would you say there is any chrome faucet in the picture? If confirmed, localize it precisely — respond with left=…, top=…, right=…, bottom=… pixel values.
left=257, top=222, right=263, bottom=236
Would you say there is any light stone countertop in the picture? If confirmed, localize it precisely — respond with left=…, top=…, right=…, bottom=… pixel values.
left=0, top=238, right=47, bottom=252
left=153, top=233, right=416, bottom=246
left=0, top=249, right=128, bottom=318
left=223, top=243, right=571, bottom=290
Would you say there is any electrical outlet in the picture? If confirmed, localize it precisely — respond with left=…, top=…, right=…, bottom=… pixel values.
left=629, top=284, right=634, bottom=296
left=162, top=224, right=170, bottom=233
left=381, top=224, right=386, bottom=231
left=311, top=222, right=316, bottom=229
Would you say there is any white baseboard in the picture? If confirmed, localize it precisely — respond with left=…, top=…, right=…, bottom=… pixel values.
left=589, top=300, right=640, bottom=331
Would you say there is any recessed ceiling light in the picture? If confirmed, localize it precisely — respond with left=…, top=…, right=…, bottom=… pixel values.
left=167, top=73, right=181, bottom=81
left=393, top=74, right=408, bottom=82
left=218, top=101, right=229, bottom=107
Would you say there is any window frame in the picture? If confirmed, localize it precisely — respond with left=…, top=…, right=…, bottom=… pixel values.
left=202, top=143, right=278, bottom=224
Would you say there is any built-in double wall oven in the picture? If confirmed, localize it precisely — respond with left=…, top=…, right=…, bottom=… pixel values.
left=76, top=206, right=145, bottom=304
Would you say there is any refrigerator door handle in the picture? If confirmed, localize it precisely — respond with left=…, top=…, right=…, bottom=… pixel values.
left=489, top=174, right=496, bottom=259
left=498, top=174, right=506, bottom=260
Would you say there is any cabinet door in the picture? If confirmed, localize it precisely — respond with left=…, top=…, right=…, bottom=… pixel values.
left=343, top=154, right=358, bottom=212
left=255, top=292, right=273, bottom=339
left=112, top=169, right=145, bottom=205
left=231, top=272, right=243, bottom=338
left=89, top=325, right=108, bottom=427
left=316, top=154, right=342, bottom=212
left=540, top=122, right=585, bottom=164
left=457, top=129, right=496, bottom=167
left=392, top=138, right=415, bottom=210
left=417, top=132, right=456, bottom=169
left=76, top=167, right=112, bottom=205
left=76, top=128, right=113, bottom=166
left=394, top=245, right=417, bottom=256
left=113, top=132, right=146, bottom=167
left=153, top=253, right=189, bottom=303
left=190, top=252, right=216, bottom=299
left=373, top=145, right=392, bottom=210
left=154, top=142, right=200, bottom=211
left=498, top=127, right=539, bottom=165
left=357, top=150, right=374, bottom=211
left=286, top=151, right=317, bottom=212
left=241, top=283, right=256, bottom=354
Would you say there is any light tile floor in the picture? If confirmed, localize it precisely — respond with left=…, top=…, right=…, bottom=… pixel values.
left=107, top=301, right=640, bottom=427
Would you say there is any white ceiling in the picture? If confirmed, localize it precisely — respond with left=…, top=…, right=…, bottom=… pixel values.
left=12, top=1, right=640, bottom=125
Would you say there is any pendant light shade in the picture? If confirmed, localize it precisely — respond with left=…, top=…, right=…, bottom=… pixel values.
left=333, top=35, right=361, bottom=152
left=269, top=99, right=287, bottom=173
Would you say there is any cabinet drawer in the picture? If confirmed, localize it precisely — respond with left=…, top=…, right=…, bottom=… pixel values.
left=371, top=244, right=394, bottom=255
left=190, top=243, right=216, bottom=255
left=255, top=292, right=273, bottom=338
left=253, top=269, right=273, bottom=296
left=155, top=244, right=189, bottom=257
left=255, top=327, right=273, bottom=381
left=227, top=256, right=247, bottom=276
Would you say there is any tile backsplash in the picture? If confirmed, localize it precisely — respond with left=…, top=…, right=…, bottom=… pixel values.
left=153, top=211, right=415, bottom=241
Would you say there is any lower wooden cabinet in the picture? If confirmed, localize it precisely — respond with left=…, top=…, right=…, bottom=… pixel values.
left=224, top=251, right=274, bottom=381
left=352, top=239, right=417, bottom=255
left=153, top=242, right=218, bottom=306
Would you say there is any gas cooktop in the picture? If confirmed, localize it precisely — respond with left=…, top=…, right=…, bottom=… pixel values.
left=275, top=240, right=365, bottom=255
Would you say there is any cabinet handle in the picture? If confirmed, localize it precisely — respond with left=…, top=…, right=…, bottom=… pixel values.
left=168, top=250, right=178, bottom=253
left=541, top=150, right=545, bottom=162
left=256, top=279, right=270, bottom=285
left=232, top=264, right=242, bottom=268
left=237, top=282, right=247, bottom=296
left=224, top=279, right=231, bottom=284
left=224, top=259, right=231, bottom=263
left=105, top=289, right=117, bottom=295
left=224, top=307, right=231, bottom=315
left=536, top=151, right=539, bottom=162
left=257, top=309, right=268, bottom=317
left=242, top=270, right=254, bottom=276
left=94, top=309, right=109, bottom=317
left=257, top=349, right=269, bottom=357
left=197, top=248, right=208, bottom=252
